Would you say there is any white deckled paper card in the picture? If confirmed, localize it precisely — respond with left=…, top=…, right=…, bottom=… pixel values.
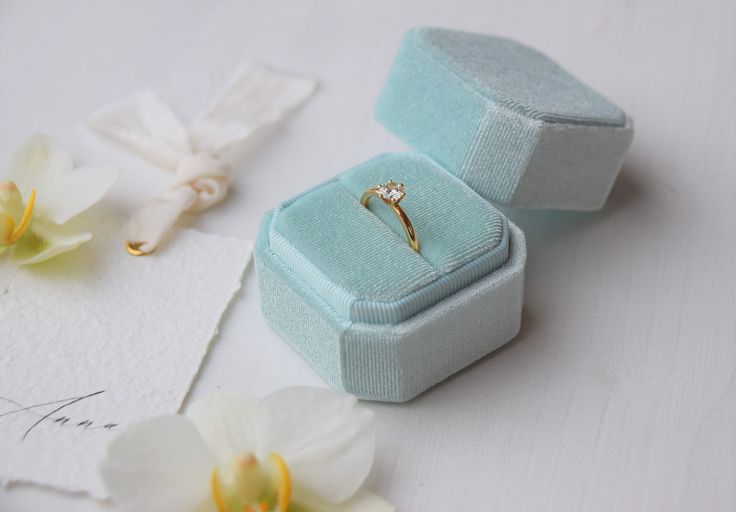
left=0, top=217, right=252, bottom=497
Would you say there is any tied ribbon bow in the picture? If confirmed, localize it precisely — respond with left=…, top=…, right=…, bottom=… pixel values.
left=88, top=63, right=316, bottom=255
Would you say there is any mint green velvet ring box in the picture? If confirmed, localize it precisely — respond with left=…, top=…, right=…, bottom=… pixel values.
left=255, top=27, right=633, bottom=402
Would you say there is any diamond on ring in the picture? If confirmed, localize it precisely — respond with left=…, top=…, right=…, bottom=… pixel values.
left=375, top=180, right=405, bottom=204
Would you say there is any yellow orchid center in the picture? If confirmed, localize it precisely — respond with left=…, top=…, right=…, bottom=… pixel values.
left=210, top=452, right=292, bottom=512
left=0, top=183, right=37, bottom=246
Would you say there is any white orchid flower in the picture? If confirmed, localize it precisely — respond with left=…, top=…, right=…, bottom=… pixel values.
left=0, top=134, right=118, bottom=265
left=101, top=387, right=394, bottom=512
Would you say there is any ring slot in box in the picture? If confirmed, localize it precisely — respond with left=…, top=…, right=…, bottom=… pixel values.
left=255, top=27, right=632, bottom=402
left=256, top=153, right=526, bottom=402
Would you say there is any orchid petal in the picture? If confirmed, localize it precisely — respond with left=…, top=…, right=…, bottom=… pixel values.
left=5, top=134, right=73, bottom=199
left=9, top=218, right=91, bottom=265
left=186, top=393, right=259, bottom=464
left=294, top=488, right=395, bottom=512
left=101, top=415, right=216, bottom=512
left=36, top=165, right=119, bottom=224
left=0, top=181, right=23, bottom=221
left=0, top=182, right=22, bottom=246
left=255, top=387, right=375, bottom=503
left=0, top=214, right=14, bottom=246
left=4, top=134, right=118, bottom=225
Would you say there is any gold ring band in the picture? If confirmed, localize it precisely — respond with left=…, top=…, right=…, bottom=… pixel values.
left=360, top=180, right=419, bottom=252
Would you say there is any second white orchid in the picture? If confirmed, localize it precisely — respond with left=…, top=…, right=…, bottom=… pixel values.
left=0, top=134, right=118, bottom=265
left=101, top=387, right=394, bottom=512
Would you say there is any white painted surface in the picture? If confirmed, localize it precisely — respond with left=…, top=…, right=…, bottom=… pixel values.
left=1, top=0, right=734, bottom=510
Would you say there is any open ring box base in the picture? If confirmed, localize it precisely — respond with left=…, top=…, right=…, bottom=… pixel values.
left=255, top=27, right=633, bottom=402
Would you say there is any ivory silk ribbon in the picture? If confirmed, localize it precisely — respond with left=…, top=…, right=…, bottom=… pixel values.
left=88, top=63, right=316, bottom=254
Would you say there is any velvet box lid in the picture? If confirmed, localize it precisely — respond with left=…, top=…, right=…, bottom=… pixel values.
left=375, top=27, right=634, bottom=210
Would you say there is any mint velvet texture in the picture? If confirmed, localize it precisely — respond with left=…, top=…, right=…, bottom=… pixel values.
left=256, top=153, right=526, bottom=402
left=375, top=27, right=634, bottom=210
left=272, top=153, right=509, bottom=324
left=256, top=28, right=633, bottom=401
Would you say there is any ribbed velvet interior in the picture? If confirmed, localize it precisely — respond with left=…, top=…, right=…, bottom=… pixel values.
left=270, top=153, right=509, bottom=324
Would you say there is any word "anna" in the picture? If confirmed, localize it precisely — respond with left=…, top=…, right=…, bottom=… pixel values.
left=0, top=390, right=118, bottom=441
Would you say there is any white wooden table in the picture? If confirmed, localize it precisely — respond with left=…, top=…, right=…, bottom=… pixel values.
left=1, top=0, right=734, bottom=510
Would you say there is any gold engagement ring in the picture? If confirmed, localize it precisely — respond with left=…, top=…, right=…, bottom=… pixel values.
left=360, top=180, right=419, bottom=252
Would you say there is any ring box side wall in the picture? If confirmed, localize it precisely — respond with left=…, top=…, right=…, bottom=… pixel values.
left=255, top=212, right=526, bottom=402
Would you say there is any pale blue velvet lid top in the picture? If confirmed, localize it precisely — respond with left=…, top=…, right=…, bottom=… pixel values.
left=416, top=28, right=625, bottom=126
left=374, top=27, right=630, bottom=208
left=269, top=153, right=509, bottom=324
